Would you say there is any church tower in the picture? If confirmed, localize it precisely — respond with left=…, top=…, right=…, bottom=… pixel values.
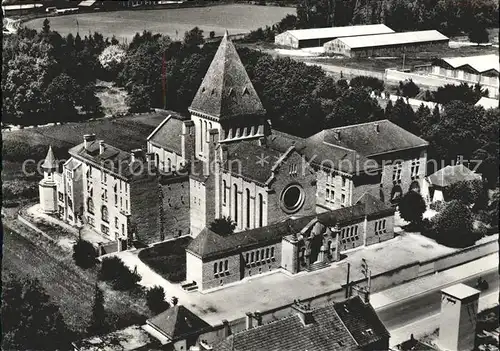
left=188, top=31, right=268, bottom=162
left=38, top=146, right=58, bottom=214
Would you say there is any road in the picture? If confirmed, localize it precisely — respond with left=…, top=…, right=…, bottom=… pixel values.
left=377, top=268, right=499, bottom=331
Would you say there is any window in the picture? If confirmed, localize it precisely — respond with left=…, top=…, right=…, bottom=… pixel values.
left=342, top=177, right=347, bottom=188
left=245, top=253, right=249, bottom=263
left=102, top=189, right=108, bottom=201
left=246, top=188, right=251, bottom=228
left=281, top=185, right=305, bottom=213
left=341, top=194, right=346, bottom=205
left=266, top=248, right=270, bottom=259
left=261, top=249, right=265, bottom=261
left=115, top=217, right=119, bottom=229
left=289, top=164, right=297, bottom=176
left=58, top=192, right=64, bottom=201
left=101, top=224, right=109, bottom=235
left=122, top=223, right=125, bottom=235
left=411, top=159, right=420, bottom=178
left=271, top=247, right=275, bottom=258
left=219, top=261, right=223, bottom=273
left=87, top=198, right=94, bottom=214
left=223, top=180, right=227, bottom=205
left=224, top=260, right=228, bottom=272
left=392, top=161, right=403, bottom=182
left=375, top=219, right=387, bottom=235
left=251, top=252, right=255, bottom=263
left=167, top=158, right=172, bottom=172
left=256, top=250, right=259, bottom=261
left=233, top=184, right=238, bottom=224
left=101, top=206, right=109, bottom=223
left=258, top=194, right=264, bottom=227
left=115, top=194, right=118, bottom=205
left=214, top=262, right=217, bottom=274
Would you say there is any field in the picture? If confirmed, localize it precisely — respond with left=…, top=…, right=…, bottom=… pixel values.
left=25, top=4, right=295, bottom=41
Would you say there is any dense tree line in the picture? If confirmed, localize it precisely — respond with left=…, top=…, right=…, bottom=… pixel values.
left=1, top=19, right=115, bottom=126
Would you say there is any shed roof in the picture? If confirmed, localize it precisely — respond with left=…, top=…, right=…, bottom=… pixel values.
left=440, top=54, right=499, bottom=74
left=333, top=30, right=448, bottom=49
left=282, top=24, right=394, bottom=41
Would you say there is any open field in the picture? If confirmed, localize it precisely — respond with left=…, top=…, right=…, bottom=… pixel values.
left=25, top=5, right=295, bottom=41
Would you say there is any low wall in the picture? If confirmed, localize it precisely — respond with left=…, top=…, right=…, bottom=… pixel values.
left=17, top=214, right=57, bottom=243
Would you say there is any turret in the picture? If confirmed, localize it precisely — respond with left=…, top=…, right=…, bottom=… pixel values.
left=38, top=146, right=58, bottom=214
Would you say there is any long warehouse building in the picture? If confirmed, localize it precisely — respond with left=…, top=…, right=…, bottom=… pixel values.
left=324, top=30, right=449, bottom=58
left=274, top=24, right=394, bottom=49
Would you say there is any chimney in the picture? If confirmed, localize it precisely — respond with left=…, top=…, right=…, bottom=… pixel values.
left=130, top=149, right=143, bottom=163
left=374, top=123, right=380, bottom=133
left=245, top=312, right=253, bottom=330
left=84, top=134, right=96, bottom=150
left=181, top=120, right=196, bottom=162
left=221, top=319, right=230, bottom=338
left=205, top=129, right=219, bottom=176
left=292, top=300, right=314, bottom=326
left=99, top=140, right=105, bottom=154
left=334, top=131, right=341, bottom=140
left=254, top=311, right=262, bottom=326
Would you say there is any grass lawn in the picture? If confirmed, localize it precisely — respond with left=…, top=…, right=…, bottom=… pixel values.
left=25, top=5, right=295, bottom=42
left=138, top=236, right=192, bottom=283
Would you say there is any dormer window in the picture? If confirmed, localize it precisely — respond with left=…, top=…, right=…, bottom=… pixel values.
left=201, top=86, right=206, bottom=93
left=243, top=86, right=249, bottom=95
left=211, top=88, right=216, bottom=95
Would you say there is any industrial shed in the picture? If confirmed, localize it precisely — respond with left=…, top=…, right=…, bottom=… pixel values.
left=274, top=24, right=394, bottom=49
left=324, top=30, right=449, bottom=58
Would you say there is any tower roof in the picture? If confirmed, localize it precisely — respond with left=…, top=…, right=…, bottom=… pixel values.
left=189, top=31, right=266, bottom=121
left=42, top=145, right=57, bottom=169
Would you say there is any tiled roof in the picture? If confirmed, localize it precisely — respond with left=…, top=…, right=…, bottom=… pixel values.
left=333, top=296, right=391, bottom=347
left=42, top=145, right=57, bottom=169
left=223, top=141, right=283, bottom=184
left=427, top=164, right=481, bottom=188
left=189, top=32, right=266, bottom=121
left=147, top=113, right=186, bottom=155
left=215, top=296, right=389, bottom=351
left=146, top=305, right=211, bottom=342
left=187, top=194, right=392, bottom=259
left=320, top=119, right=428, bottom=157
left=68, top=140, right=146, bottom=180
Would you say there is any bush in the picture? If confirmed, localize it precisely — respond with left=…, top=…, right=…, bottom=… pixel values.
left=99, top=256, right=141, bottom=290
left=349, top=76, right=384, bottom=92
left=72, top=239, right=97, bottom=269
left=429, top=200, right=446, bottom=212
left=146, top=286, right=169, bottom=314
left=398, top=79, right=420, bottom=98
left=432, top=200, right=475, bottom=247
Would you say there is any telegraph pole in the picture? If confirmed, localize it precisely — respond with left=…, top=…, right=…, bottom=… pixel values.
left=345, top=262, right=351, bottom=298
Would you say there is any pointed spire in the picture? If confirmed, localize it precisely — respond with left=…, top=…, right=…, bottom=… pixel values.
left=189, top=31, right=266, bottom=121
left=42, top=145, right=57, bottom=170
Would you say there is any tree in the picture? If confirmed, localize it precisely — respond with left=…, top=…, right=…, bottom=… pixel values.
left=44, top=73, right=79, bottom=121
left=72, top=238, right=97, bottom=268
left=87, top=284, right=106, bottom=336
left=326, top=88, right=383, bottom=128
left=146, top=286, right=169, bottom=313
left=444, top=179, right=488, bottom=211
left=432, top=83, right=486, bottom=105
left=350, top=75, right=384, bottom=93
left=386, top=97, right=417, bottom=133
left=398, top=191, right=427, bottom=226
left=209, top=31, right=215, bottom=39
left=2, top=274, right=72, bottom=350
left=209, top=216, right=236, bottom=236
left=414, top=103, right=431, bottom=136
left=468, top=23, right=489, bottom=44
left=99, top=44, right=126, bottom=80
left=126, top=85, right=152, bottom=113
left=183, top=27, right=204, bottom=47
left=398, top=79, right=420, bottom=98
left=432, top=200, right=475, bottom=247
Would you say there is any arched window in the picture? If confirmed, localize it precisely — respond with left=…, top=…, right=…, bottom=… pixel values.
left=271, top=247, right=275, bottom=258
left=101, top=205, right=109, bottom=223
left=256, top=251, right=259, bottom=261
left=203, top=121, right=207, bottom=151
left=266, top=248, right=270, bottom=258
left=246, top=188, right=251, bottom=228
left=214, top=262, right=217, bottom=274
left=223, top=180, right=227, bottom=205
left=224, top=260, right=228, bottom=272
left=219, top=261, right=223, bottom=272
left=87, top=198, right=94, bottom=214
left=258, top=194, right=263, bottom=227
left=233, top=184, right=238, bottom=225
left=167, top=158, right=172, bottom=172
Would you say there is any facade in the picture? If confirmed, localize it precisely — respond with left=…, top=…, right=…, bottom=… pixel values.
left=324, top=30, right=449, bottom=57
left=430, top=55, right=499, bottom=98
left=186, top=193, right=395, bottom=291
left=214, top=297, right=390, bottom=351
left=274, top=24, right=394, bottom=49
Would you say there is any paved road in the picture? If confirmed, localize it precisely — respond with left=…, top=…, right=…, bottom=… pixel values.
left=377, top=268, right=499, bottom=330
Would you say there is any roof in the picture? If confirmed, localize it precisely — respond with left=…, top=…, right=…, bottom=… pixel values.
left=332, top=30, right=449, bottom=49
left=318, top=119, right=428, bottom=157
left=78, top=0, right=96, bottom=6
left=427, top=164, right=481, bottom=188
left=189, top=32, right=266, bottom=121
left=64, top=158, right=81, bottom=171
left=72, top=325, right=154, bottom=351
left=214, top=296, right=389, bottom=351
left=42, top=146, right=57, bottom=169
left=2, top=4, right=43, bottom=10
left=441, top=283, right=480, bottom=300
left=223, top=141, right=283, bottom=184
left=440, top=54, right=499, bottom=73
left=187, top=194, right=392, bottom=260
left=397, top=338, right=437, bottom=351
left=68, top=140, right=147, bottom=180
left=475, top=96, right=499, bottom=109
left=146, top=305, right=211, bottom=342
left=280, top=24, right=394, bottom=41
left=147, top=114, right=186, bottom=154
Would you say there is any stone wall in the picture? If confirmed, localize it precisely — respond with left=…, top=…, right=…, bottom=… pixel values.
left=159, top=175, right=190, bottom=238
left=241, top=242, right=282, bottom=278
left=130, top=174, right=161, bottom=245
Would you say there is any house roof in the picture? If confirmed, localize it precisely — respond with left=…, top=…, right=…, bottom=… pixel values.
left=68, top=140, right=147, bottom=180
left=281, top=24, right=394, bottom=41
left=427, top=164, right=481, bottom=188
left=440, top=54, right=499, bottom=74
left=475, top=97, right=499, bottom=109
left=146, top=305, right=211, bottom=342
left=333, top=30, right=448, bottom=49
left=189, top=32, right=266, bottom=121
left=42, top=146, right=57, bottom=169
left=147, top=114, right=186, bottom=155
left=317, top=119, right=428, bottom=157
left=214, top=296, right=389, bottom=351
left=187, top=194, right=392, bottom=260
